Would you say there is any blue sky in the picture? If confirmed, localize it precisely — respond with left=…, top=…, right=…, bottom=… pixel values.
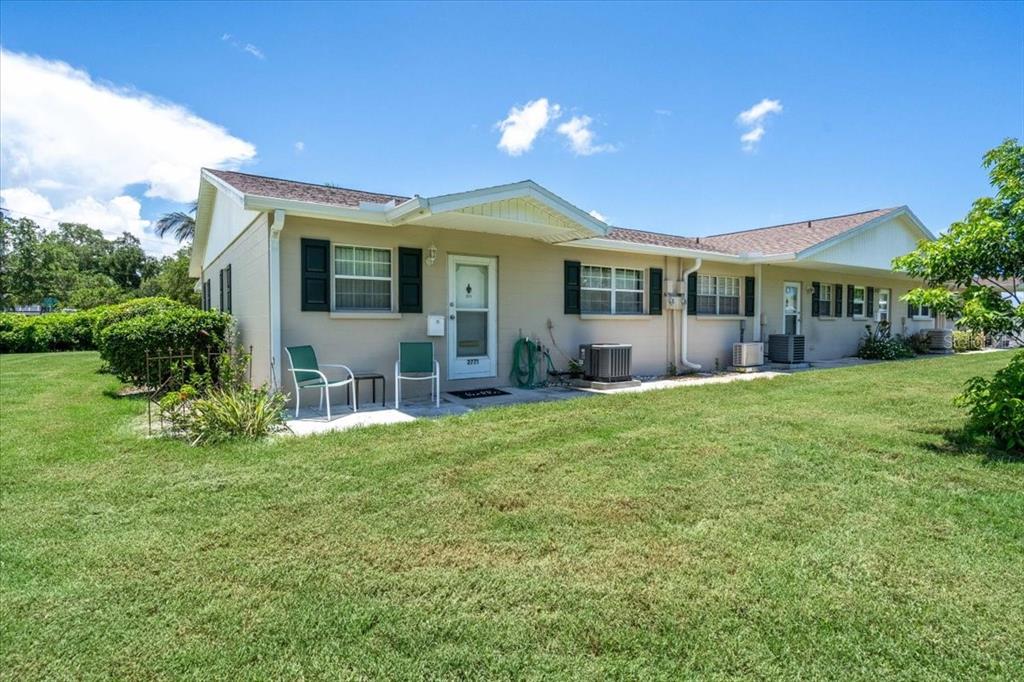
left=1, top=1, right=1021, bottom=254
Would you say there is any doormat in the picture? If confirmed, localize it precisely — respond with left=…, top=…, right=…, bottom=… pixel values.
left=448, top=388, right=511, bottom=400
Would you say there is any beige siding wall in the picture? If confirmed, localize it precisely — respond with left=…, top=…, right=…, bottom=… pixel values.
left=204, top=213, right=272, bottom=386
left=279, top=217, right=673, bottom=402
left=758, top=265, right=935, bottom=361
left=683, top=263, right=935, bottom=367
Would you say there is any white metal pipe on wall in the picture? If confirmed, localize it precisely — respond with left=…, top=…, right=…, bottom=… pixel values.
left=680, top=257, right=702, bottom=371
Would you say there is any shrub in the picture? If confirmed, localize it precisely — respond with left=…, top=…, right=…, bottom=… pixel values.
left=953, top=330, right=986, bottom=353
left=956, top=351, right=1024, bottom=453
left=0, top=314, right=34, bottom=353
left=90, top=297, right=187, bottom=336
left=176, top=385, right=288, bottom=445
left=908, top=331, right=932, bottom=355
left=158, top=351, right=286, bottom=445
left=97, top=308, right=232, bottom=386
left=0, top=311, right=97, bottom=352
left=0, top=298, right=191, bottom=354
left=857, top=324, right=916, bottom=360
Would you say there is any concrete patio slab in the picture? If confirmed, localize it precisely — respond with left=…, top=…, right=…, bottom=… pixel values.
left=283, top=370, right=788, bottom=436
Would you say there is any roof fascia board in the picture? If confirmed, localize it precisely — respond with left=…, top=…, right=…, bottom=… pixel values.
left=243, top=194, right=392, bottom=225
left=200, top=169, right=247, bottom=205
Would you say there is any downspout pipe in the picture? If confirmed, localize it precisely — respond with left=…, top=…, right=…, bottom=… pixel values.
left=680, top=257, right=702, bottom=371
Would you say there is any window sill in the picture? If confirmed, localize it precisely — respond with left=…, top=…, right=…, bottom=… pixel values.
left=580, top=314, right=650, bottom=320
left=911, top=316, right=934, bottom=322
left=694, top=315, right=748, bottom=321
left=330, top=311, right=402, bottom=320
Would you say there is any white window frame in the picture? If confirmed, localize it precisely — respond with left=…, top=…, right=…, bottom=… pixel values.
left=818, top=284, right=833, bottom=318
left=696, top=274, right=742, bottom=316
left=332, top=244, right=395, bottom=312
left=581, top=265, right=645, bottom=315
left=851, top=285, right=866, bottom=318
left=876, top=288, right=891, bottom=323
left=910, top=299, right=933, bottom=320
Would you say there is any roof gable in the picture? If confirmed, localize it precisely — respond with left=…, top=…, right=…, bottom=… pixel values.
left=699, top=208, right=900, bottom=256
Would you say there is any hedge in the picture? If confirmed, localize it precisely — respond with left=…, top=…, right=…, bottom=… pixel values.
left=953, top=330, right=986, bottom=353
left=97, top=308, right=232, bottom=386
left=0, top=298, right=188, bottom=354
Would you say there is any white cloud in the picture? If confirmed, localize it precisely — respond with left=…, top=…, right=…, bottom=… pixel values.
left=222, top=33, right=265, bottom=60
left=736, top=98, right=783, bottom=152
left=588, top=209, right=607, bottom=222
left=0, top=49, right=256, bottom=254
left=556, top=115, right=617, bottom=156
left=0, top=187, right=177, bottom=255
left=654, top=109, right=672, bottom=116
left=496, top=98, right=561, bottom=156
left=294, top=141, right=305, bottom=153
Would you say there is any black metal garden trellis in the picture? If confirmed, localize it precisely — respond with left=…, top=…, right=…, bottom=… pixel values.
left=145, top=346, right=251, bottom=435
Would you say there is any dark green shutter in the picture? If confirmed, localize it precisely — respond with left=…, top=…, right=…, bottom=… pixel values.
left=218, top=269, right=224, bottom=311
left=687, top=272, right=698, bottom=314
left=834, top=283, right=843, bottom=317
left=397, top=247, right=422, bottom=313
left=847, top=285, right=855, bottom=317
left=564, top=260, right=581, bottom=314
left=300, top=238, right=330, bottom=312
left=811, top=282, right=821, bottom=317
left=866, top=287, right=874, bottom=317
left=649, top=268, right=663, bottom=315
left=744, top=276, right=755, bottom=317
left=225, top=265, right=232, bottom=314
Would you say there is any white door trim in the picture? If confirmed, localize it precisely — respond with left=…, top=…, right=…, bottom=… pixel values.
left=783, top=281, right=801, bottom=335
left=447, top=255, right=498, bottom=380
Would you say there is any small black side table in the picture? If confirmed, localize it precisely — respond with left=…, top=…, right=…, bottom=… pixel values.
left=349, top=372, right=386, bottom=408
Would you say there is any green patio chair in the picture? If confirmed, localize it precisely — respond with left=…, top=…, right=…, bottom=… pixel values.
left=395, top=341, right=440, bottom=408
left=285, top=345, right=356, bottom=420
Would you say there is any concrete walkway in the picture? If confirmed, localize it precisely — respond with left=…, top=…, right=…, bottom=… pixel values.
left=284, top=370, right=788, bottom=437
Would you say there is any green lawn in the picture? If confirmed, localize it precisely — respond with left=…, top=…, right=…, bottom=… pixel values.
left=1, top=351, right=1022, bottom=680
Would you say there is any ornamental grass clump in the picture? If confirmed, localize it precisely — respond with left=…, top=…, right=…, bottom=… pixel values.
left=856, top=323, right=916, bottom=360
left=158, top=350, right=287, bottom=445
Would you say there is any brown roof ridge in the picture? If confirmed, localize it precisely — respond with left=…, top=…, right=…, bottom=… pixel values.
left=703, top=206, right=900, bottom=239
left=203, top=167, right=410, bottom=202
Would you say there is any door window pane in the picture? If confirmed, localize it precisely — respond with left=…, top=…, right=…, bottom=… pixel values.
left=456, top=310, right=488, bottom=357
left=455, top=263, right=488, bottom=309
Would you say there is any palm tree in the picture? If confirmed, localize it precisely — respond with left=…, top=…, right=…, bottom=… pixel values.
left=154, top=200, right=198, bottom=242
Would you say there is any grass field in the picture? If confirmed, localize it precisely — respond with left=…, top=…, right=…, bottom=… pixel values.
left=1, top=351, right=1022, bottom=679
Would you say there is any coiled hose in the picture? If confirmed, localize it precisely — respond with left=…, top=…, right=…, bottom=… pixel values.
left=510, top=337, right=555, bottom=388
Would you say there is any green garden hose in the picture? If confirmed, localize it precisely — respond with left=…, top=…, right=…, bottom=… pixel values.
left=510, top=336, right=554, bottom=388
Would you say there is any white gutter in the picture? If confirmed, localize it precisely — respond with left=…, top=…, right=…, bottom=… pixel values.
left=680, top=257, right=702, bottom=371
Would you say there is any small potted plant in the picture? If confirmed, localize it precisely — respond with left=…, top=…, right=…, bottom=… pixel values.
left=568, top=358, right=584, bottom=379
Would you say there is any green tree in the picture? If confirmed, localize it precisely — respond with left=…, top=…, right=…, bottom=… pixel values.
left=153, top=200, right=198, bottom=243
left=893, top=138, right=1023, bottom=345
left=140, top=247, right=201, bottom=306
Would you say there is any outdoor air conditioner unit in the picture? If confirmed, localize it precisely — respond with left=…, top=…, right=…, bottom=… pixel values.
left=768, top=334, right=806, bottom=363
left=579, top=343, right=633, bottom=382
left=732, top=342, right=764, bottom=367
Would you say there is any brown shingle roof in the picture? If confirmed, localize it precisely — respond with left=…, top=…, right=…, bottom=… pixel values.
left=698, top=208, right=900, bottom=255
left=204, top=168, right=409, bottom=208
left=605, top=227, right=722, bottom=253
left=205, top=169, right=903, bottom=257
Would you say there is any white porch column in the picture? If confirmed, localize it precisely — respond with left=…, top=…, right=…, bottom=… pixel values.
left=754, top=263, right=763, bottom=342
left=269, top=209, right=285, bottom=390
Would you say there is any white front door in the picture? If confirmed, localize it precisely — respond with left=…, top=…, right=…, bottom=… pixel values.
left=448, top=255, right=497, bottom=380
left=783, top=281, right=801, bottom=335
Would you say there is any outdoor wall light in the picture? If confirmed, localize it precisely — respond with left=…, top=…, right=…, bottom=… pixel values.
left=426, top=244, right=437, bottom=266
